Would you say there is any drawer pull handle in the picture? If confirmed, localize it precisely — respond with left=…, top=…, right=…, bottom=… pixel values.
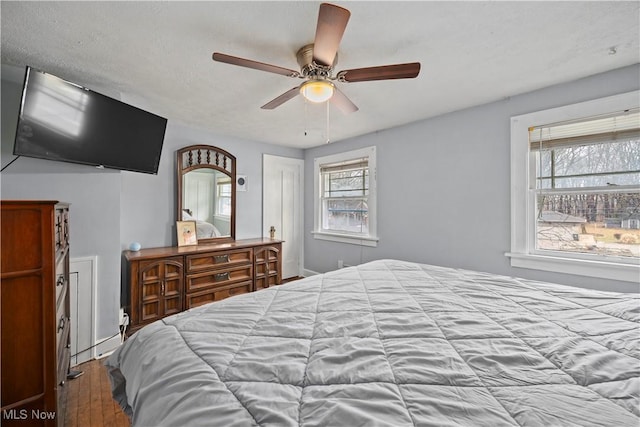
left=214, top=272, right=230, bottom=282
left=57, top=276, right=65, bottom=287
left=214, top=254, right=229, bottom=263
left=58, top=317, right=66, bottom=332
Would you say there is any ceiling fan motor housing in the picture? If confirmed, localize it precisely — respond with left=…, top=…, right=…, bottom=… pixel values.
left=297, top=44, right=336, bottom=79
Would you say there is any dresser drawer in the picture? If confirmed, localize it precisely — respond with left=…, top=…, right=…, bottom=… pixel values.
left=186, top=248, right=252, bottom=273
left=57, top=330, right=70, bottom=384
left=55, top=258, right=68, bottom=308
left=54, top=207, right=69, bottom=252
left=55, top=285, right=69, bottom=351
left=186, top=264, right=253, bottom=293
left=55, top=208, right=63, bottom=250
left=185, top=281, right=253, bottom=308
left=55, top=273, right=67, bottom=308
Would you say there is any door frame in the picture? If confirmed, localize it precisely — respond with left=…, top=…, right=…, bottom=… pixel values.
left=262, top=154, right=304, bottom=279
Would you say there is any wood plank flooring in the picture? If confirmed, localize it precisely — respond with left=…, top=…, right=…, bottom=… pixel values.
left=64, top=358, right=130, bottom=427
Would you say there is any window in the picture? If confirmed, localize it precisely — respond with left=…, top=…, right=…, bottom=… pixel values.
left=531, top=113, right=639, bottom=256
left=508, top=91, right=640, bottom=282
left=216, top=177, right=232, bottom=216
left=313, top=146, right=377, bottom=246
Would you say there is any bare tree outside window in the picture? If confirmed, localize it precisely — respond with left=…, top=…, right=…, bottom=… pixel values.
left=532, top=114, right=640, bottom=259
left=322, top=167, right=369, bottom=234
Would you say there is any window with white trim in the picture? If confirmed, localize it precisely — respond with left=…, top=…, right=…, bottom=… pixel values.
left=508, top=91, right=640, bottom=282
left=313, top=146, right=377, bottom=246
left=216, top=177, right=232, bottom=216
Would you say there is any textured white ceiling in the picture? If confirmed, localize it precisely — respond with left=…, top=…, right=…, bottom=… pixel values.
left=1, top=1, right=638, bottom=149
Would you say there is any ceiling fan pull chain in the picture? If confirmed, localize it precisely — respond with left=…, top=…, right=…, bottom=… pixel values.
left=304, top=99, right=309, bottom=136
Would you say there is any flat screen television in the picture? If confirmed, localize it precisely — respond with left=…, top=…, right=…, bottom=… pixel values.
left=13, top=66, right=167, bottom=174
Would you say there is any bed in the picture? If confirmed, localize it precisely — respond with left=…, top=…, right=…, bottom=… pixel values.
left=106, top=259, right=640, bottom=426
left=182, top=210, right=222, bottom=238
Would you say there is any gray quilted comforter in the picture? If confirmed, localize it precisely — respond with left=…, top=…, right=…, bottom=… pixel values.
left=106, top=259, right=640, bottom=426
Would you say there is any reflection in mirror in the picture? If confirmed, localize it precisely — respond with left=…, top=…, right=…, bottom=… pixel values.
left=182, top=169, right=231, bottom=238
left=177, top=145, right=236, bottom=243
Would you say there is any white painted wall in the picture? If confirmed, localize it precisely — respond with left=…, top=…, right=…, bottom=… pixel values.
left=304, top=64, right=640, bottom=293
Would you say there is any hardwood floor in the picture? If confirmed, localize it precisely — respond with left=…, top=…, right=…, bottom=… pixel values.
left=64, top=358, right=130, bottom=427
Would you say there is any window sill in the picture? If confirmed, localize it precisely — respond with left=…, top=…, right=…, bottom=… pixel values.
left=312, top=231, right=378, bottom=247
left=505, top=252, right=639, bottom=283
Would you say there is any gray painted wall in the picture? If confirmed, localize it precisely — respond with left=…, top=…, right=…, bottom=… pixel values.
left=304, top=64, right=640, bottom=293
left=2, top=62, right=638, bottom=346
left=119, top=121, right=304, bottom=250
left=1, top=65, right=303, bottom=342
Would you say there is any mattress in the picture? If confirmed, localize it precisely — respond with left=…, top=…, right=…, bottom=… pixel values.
left=106, top=259, right=640, bottom=426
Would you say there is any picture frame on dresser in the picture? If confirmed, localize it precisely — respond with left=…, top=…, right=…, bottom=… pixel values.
left=176, top=220, right=197, bottom=246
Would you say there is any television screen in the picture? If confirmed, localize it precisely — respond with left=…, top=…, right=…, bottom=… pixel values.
left=13, top=66, right=167, bottom=174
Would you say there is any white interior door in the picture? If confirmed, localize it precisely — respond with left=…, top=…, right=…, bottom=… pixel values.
left=263, top=154, right=304, bottom=279
left=183, top=170, right=216, bottom=222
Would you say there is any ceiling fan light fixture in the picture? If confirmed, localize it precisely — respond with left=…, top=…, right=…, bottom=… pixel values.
left=300, top=80, right=335, bottom=103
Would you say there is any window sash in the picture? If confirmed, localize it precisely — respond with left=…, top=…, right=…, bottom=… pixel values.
left=529, top=109, right=640, bottom=151
left=320, top=160, right=370, bottom=236
left=216, top=182, right=232, bottom=216
left=528, top=108, right=640, bottom=188
left=533, top=189, right=639, bottom=259
left=321, top=197, right=369, bottom=234
left=322, top=168, right=369, bottom=198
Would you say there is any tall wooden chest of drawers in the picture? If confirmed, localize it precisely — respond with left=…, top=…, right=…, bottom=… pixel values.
left=122, top=238, right=282, bottom=333
left=1, top=201, right=70, bottom=426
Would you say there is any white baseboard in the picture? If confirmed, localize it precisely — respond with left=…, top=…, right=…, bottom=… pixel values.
left=94, top=334, right=121, bottom=359
left=303, top=268, right=320, bottom=277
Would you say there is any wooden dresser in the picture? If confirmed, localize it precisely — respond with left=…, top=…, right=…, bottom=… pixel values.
left=122, top=238, right=282, bottom=333
left=1, top=201, right=70, bottom=427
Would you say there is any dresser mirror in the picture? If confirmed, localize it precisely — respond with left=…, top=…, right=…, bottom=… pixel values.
left=177, top=145, right=236, bottom=243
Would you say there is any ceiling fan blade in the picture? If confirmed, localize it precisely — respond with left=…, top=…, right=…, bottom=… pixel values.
left=330, top=88, right=358, bottom=114
left=312, top=3, right=350, bottom=67
left=338, top=62, right=421, bottom=83
left=213, top=52, right=300, bottom=78
left=261, top=86, right=301, bottom=110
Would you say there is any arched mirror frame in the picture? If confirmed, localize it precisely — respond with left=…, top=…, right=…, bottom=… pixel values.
left=177, top=144, right=236, bottom=243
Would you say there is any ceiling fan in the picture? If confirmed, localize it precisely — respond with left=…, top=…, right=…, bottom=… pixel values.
left=212, top=3, right=421, bottom=114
